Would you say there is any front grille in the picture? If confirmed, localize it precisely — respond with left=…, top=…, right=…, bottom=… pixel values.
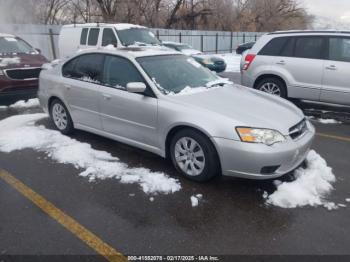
left=5, top=68, right=41, bottom=80
left=289, top=119, right=308, bottom=140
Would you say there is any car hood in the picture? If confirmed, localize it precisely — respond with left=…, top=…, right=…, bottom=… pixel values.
left=0, top=53, right=48, bottom=69
left=167, top=85, right=304, bottom=135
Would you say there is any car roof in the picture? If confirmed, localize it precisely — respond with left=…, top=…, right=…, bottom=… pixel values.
left=268, top=30, right=350, bottom=36
left=0, top=33, right=15, bottom=37
left=62, top=23, right=146, bottom=30
left=75, top=46, right=181, bottom=59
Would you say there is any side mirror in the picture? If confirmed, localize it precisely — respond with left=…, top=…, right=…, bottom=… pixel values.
left=126, top=82, right=146, bottom=94
left=35, top=48, right=41, bottom=54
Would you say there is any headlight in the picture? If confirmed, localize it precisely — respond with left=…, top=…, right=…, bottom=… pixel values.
left=236, top=127, right=286, bottom=146
left=202, top=58, right=214, bottom=65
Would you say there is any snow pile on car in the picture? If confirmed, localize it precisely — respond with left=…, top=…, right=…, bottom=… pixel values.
left=0, top=114, right=181, bottom=195
left=0, top=57, right=20, bottom=67
left=265, top=150, right=337, bottom=210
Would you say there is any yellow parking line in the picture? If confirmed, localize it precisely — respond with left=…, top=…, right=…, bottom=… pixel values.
left=317, top=133, right=350, bottom=143
left=0, top=169, right=127, bottom=262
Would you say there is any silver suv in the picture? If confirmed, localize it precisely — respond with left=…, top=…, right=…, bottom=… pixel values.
left=241, top=31, right=350, bottom=106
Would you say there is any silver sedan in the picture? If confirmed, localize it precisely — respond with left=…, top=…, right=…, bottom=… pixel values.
left=39, top=47, right=315, bottom=182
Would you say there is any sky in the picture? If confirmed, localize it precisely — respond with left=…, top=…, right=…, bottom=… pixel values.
left=301, top=0, right=350, bottom=23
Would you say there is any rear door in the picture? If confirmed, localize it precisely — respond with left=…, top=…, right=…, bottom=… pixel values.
left=62, top=53, right=104, bottom=129
left=270, top=36, right=326, bottom=100
left=321, top=36, right=350, bottom=105
left=99, top=55, right=158, bottom=149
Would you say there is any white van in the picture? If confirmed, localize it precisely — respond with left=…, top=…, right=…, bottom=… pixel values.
left=58, top=23, right=161, bottom=58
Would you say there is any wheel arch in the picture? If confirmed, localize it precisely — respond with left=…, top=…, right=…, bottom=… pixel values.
left=253, top=74, right=288, bottom=97
left=165, top=125, right=221, bottom=171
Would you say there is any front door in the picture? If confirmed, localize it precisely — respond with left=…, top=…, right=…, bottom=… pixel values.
left=99, top=55, right=158, bottom=149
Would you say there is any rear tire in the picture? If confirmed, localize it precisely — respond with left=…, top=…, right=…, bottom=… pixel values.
left=170, top=129, right=220, bottom=182
left=49, top=99, right=74, bottom=135
left=256, top=77, right=287, bottom=98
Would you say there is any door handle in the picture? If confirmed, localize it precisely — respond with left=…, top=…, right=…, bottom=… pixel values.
left=276, top=60, right=285, bottom=65
left=103, top=94, right=112, bottom=100
left=326, top=65, right=337, bottom=70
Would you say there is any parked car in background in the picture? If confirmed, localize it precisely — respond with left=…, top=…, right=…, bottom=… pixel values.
left=39, top=47, right=314, bottom=182
left=59, top=23, right=161, bottom=58
left=0, top=33, right=47, bottom=100
left=241, top=31, right=350, bottom=106
left=236, top=41, right=255, bottom=55
left=163, top=41, right=227, bottom=73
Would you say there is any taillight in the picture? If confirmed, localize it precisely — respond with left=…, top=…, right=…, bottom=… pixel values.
left=243, top=54, right=256, bottom=70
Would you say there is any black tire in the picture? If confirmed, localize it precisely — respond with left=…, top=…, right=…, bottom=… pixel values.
left=256, top=77, right=287, bottom=98
left=49, top=99, right=74, bottom=135
left=170, top=129, right=220, bottom=182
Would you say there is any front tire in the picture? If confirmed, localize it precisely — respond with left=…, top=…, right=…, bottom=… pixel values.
left=49, top=99, right=74, bottom=135
left=256, top=77, right=287, bottom=98
left=170, top=129, right=220, bottom=182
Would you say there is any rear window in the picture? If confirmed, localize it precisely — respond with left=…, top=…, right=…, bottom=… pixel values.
left=62, top=53, right=105, bottom=83
left=258, top=37, right=288, bottom=56
left=80, top=28, right=88, bottom=45
left=294, top=37, right=324, bottom=59
left=88, top=28, right=100, bottom=46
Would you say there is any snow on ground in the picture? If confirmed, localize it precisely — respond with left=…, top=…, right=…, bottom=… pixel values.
left=0, top=114, right=181, bottom=195
left=266, top=150, right=338, bottom=210
left=190, top=194, right=203, bottom=207
left=9, top=98, right=40, bottom=109
left=217, top=53, right=242, bottom=73
left=315, top=118, right=342, bottom=124
left=308, top=116, right=342, bottom=124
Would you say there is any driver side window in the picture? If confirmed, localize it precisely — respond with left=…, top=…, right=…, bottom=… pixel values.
left=102, top=55, right=145, bottom=90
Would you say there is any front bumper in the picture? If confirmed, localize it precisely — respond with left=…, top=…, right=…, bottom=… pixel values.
left=212, top=122, right=315, bottom=180
left=0, top=76, right=38, bottom=103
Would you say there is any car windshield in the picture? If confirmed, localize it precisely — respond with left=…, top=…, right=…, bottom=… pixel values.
left=117, top=28, right=161, bottom=46
left=137, top=55, right=220, bottom=94
left=0, top=37, right=35, bottom=54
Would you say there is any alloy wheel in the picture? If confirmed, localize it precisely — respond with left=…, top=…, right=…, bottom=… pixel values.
left=174, top=137, right=206, bottom=176
left=259, top=82, right=281, bottom=96
left=52, top=103, right=68, bottom=130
